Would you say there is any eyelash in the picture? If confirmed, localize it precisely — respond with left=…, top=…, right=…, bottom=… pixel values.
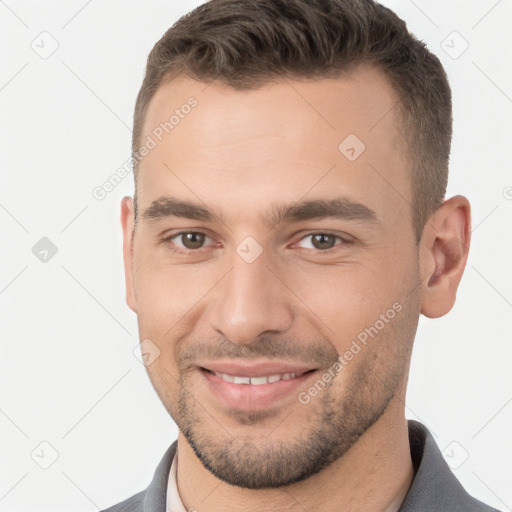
left=161, top=231, right=351, bottom=256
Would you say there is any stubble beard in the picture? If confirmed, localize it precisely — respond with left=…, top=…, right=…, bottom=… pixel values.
left=171, top=338, right=411, bottom=489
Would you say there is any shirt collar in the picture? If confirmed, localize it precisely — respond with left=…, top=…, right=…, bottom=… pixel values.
left=166, top=446, right=187, bottom=512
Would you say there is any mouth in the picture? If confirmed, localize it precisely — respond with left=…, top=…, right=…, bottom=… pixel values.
left=200, top=367, right=316, bottom=385
left=198, top=366, right=319, bottom=411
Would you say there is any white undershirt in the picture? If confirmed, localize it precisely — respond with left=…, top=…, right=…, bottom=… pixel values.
left=166, top=449, right=187, bottom=512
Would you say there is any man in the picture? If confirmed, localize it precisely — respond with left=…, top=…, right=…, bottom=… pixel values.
left=104, top=0, right=500, bottom=510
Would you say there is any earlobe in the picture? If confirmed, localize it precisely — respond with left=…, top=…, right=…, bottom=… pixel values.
left=120, top=196, right=137, bottom=313
left=419, top=195, right=471, bottom=318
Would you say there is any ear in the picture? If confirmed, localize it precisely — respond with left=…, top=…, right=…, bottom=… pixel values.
left=121, top=196, right=137, bottom=313
left=419, top=195, right=471, bottom=318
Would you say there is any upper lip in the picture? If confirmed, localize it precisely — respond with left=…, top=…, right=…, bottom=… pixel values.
left=199, top=360, right=316, bottom=377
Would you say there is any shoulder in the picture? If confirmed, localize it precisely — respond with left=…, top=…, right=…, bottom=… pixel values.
left=100, top=489, right=145, bottom=512
left=99, top=440, right=178, bottom=512
left=402, top=420, right=502, bottom=512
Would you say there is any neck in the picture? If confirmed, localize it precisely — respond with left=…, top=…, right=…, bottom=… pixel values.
left=176, top=393, right=414, bottom=512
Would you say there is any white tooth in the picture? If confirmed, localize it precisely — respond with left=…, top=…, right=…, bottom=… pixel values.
left=233, top=376, right=251, bottom=384
left=250, top=376, right=269, bottom=385
left=213, top=371, right=303, bottom=384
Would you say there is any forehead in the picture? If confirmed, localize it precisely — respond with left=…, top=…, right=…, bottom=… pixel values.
left=137, top=65, right=411, bottom=232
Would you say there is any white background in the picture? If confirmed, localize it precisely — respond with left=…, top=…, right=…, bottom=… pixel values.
left=1, top=1, right=511, bottom=510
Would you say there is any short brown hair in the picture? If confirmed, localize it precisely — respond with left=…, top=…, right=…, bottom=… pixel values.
left=132, top=0, right=452, bottom=243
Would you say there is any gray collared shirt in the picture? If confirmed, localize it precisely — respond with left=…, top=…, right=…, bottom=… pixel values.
left=101, top=420, right=501, bottom=511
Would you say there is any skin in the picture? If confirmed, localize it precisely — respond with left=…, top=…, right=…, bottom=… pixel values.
left=120, top=63, right=471, bottom=512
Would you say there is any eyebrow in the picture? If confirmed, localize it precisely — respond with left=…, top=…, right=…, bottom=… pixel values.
left=142, top=195, right=379, bottom=228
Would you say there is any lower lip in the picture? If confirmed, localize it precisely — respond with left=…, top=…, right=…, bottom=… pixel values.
left=200, top=368, right=317, bottom=411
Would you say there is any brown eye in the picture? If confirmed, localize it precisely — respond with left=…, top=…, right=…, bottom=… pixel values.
left=178, top=232, right=207, bottom=250
left=161, top=231, right=213, bottom=255
left=311, top=234, right=337, bottom=250
left=297, top=233, right=347, bottom=252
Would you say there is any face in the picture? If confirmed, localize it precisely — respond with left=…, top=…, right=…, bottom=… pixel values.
left=122, top=64, right=424, bottom=489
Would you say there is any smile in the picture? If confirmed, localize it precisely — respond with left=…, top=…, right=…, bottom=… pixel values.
left=200, top=367, right=318, bottom=411
left=206, top=369, right=310, bottom=385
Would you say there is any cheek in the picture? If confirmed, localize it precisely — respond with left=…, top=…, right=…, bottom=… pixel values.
left=133, top=251, right=211, bottom=320
left=288, top=262, right=395, bottom=328
left=143, top=357, right=183, bottom=419
left=132, top=259, right=219, bottom=370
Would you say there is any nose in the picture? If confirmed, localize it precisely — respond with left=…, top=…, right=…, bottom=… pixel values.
left=207, top=247, right=294, bottom=345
